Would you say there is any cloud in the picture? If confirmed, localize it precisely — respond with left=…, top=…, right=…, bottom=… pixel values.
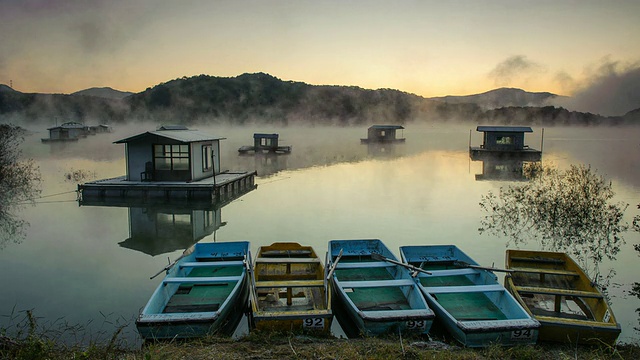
left=551, top=59, right=640, bottom=116
left=488, top=55, right=546, bottom=87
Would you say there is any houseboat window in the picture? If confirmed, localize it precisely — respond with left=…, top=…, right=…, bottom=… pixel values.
left=380, top=130, right=386, bottom=137
left=202, top=145, right=213, bottom=171
left=496, top=136, right=514, bottom=145
left=153, top=144, right=189, bottom=171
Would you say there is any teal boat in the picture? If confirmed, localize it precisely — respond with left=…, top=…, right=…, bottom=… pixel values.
left=399, top=245, right=539, bottom=347
left=136, top=241, right=251, bottom=340
left=326, top=239, right=435, bottom=336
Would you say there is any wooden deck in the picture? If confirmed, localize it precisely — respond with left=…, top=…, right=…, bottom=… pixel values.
left=78, top=171, right=257, bottom=204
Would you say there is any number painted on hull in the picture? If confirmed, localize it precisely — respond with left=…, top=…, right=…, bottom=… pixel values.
left=511, top=328, right=533, bottom=340
left=406, top=320, right=426, bottom=331
left=303, top=318, right=324, bottom=329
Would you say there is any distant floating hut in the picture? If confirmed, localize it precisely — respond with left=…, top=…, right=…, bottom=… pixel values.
left=469, top=126, right=542, bottom=161
left=238, top=133, right=292, bottom=154
left=360, top=125, right=405, bottom=143
left=78, top=125, right=256, bottom=203
left=41, top=121, right=88, bottom=142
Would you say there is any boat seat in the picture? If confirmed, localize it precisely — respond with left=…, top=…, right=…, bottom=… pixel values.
left=254, top=280, right=325, bottom=288
left=425, top=284, right=505, bottom=294
left=515, top=286, right=603, bottom=299
left=163, top=276, right=242, bottom=284
left=335, top=261, right=394, bottom=269
left=338, top=279, right=416, bottom=288
left=255, top=258, right=321, bottom=264
left=179, top=261, right=245, bottom=268
left=510, top=256, right=565, bottom=265
left=511, top=267, right=579, bottom=277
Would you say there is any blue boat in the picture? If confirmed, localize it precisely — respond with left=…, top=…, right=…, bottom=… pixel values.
left=326, top=239, right=435, bottom=336
left=399, top=245, right=539, bottom=347
left=136, top=241, right=251, bottom=340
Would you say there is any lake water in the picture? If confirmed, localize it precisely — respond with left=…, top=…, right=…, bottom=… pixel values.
left=1, top=123, right=639, bottom=347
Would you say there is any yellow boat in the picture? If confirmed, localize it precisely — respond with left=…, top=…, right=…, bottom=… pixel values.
left=505, top=249, right=621, bottom=345
left=250, top=242, right=332, bottom=333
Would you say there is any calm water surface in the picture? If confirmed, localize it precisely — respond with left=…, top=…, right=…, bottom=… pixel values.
left=1, top=123, right=639, bottom=346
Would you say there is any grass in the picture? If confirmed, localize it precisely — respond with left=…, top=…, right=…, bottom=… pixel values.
left=1, top=311, right=639, bottom=359
left=2, top=327, right=639, bottom=360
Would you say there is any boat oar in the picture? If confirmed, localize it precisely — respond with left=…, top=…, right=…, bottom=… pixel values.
left=326, top=249, right=344, bottom=280
left=453, top=261, right=514, bottom=274
left=371, top=253, right=432, bottom=276
left=150, top=245, right=195, bottom=279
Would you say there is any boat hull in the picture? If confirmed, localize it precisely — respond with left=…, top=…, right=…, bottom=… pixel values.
left=505, top=249, right=621, bottom=345
left=400, top=245, right=539, bottom=347
left=136, top=241, right=251, bottom=340
left=327, top=239, right=435, bottom=336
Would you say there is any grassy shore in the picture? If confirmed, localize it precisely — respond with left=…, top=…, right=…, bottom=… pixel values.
left=2, top=330, right=639, bottom=360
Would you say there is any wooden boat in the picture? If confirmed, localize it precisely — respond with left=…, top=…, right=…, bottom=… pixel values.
left=250, top=242, right=332, bottom=333
left=399, top=245, right=539, bottom=347
left=326, top=239, right=434, bottom=336
left=505, top=249, right=621, bottom=345
left=136, top=241, right=251, bottom=340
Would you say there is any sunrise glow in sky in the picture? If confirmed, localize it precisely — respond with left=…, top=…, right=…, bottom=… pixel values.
left=1, top=0, right=639, bottom=99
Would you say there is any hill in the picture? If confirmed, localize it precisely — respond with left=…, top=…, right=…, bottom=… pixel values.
left=0, top=75, right=636, bottom=126
left=71, top=87, right=133, bottom=99
left=429, top=87, right=564, bottom=109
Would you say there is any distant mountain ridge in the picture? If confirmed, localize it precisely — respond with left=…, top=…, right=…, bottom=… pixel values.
left=0, top=74, right=637, bottom=126
left=429, top=87, right=565, bottom=109
left=71, top=87, right=133, bottom=100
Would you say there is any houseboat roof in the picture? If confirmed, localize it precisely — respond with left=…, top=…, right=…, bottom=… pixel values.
left=476, top=126, right=533, bottom=133
left=253, top=133, right=279, bottom=139
left=114, top=129, right=225, bottom=144
left=369, top=125, right=404, bottom=130
left=47, top=122, right=86, bottom=130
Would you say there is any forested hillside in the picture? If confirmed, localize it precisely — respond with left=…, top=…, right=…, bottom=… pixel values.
left=0, top=73, right=636, bottom=126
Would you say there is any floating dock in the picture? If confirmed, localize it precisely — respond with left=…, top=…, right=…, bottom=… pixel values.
left=78, top=171, right=257, bottom=204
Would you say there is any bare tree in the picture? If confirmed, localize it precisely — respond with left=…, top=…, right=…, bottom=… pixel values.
left=0, top=124, right=42, bottom=247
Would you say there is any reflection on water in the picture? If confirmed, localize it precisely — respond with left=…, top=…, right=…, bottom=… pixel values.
left=2, top=124, right=640, bottom=346
left=119, top=206, right=224, bottom=256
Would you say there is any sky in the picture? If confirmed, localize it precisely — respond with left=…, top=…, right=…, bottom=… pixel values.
left=1, top=0, right=639, bottom=114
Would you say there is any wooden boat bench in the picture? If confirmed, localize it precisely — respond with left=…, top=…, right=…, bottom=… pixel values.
left=339, top=279, right=415, bottom=288
left=511, top=267, right=579, bottom=281
left=179, top=261, right=245, bottom=268
left=163, top=276, right=243, bottom=285
left=255, top=258, right=321, bottom=264
left=515, top=286, right=603, bottom=299
left=335, top=261, right=394, bottom=269
left=254, top=280, right=325, bottom=288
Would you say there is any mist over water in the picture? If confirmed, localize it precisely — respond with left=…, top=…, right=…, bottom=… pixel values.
left=2, top=122, right=640, bottom=346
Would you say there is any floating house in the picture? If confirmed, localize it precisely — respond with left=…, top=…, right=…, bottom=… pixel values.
left=360, top=125, right=405, bottom=143
left=469, top=126, right=542, bottom=161
left=41, top=122, right=88, bottom=142
left=238, top=133, right=292, bottom=154
left=77, top=126, right=257, bottom=203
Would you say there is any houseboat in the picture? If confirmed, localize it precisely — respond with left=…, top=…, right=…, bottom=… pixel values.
left=469, top=126, right=542, bottom=161
left=360, top=125, right=406, bottom=144
left=41, top=122, right=88, bottom=142
left=238, top=133, right=292, bottom=154
left=77, top=125, right=257, bottom=203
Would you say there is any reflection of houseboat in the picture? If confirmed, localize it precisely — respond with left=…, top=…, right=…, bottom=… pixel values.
left=41, top=122, right=88, bottom=142
left=360, top=125, right=405, bottom=143
left=469, top=126, right=542, bottom=161
left=475, top=159, right=529, bottom=181
left=238, top=133, right=291, bottom=154
left=78, top=125, right=256, bottom=202
left=118, top=205, right=224, bottom=256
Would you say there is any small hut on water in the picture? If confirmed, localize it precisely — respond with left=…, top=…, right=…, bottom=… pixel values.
left=469, top=126, right=542, bottom=161
left=360, top=125, right=405, bottom=143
